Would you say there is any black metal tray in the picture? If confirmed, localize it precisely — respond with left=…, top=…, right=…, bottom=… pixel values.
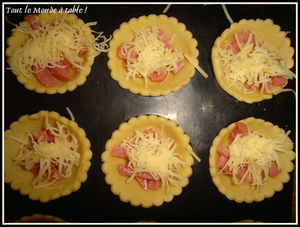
left=3, top=3, right=296, bottom=223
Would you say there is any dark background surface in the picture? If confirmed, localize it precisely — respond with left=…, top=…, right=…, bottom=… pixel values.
left=3, top=3, right=296, bottom=223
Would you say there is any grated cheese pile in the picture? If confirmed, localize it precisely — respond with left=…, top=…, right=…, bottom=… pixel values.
left=8, top=14, right=111, bottom=80
left=218, top=31, right=296, bottom=95
left=218, top=127, right=292, bottom=191
left=120, top=25, right=184, bottom=88
left=11, top=116, right=80, bottom=189
left=120, top=127, right=198, bottom=194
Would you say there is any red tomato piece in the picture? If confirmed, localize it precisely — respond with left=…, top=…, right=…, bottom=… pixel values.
left=30, top=131, right=41, bottom=142
left=30, top=163, right=40, bottom=177
left=240, top=172, right=253, bottom=184
left=45, top=163, right=57, bottom=182
left=216, top=145, right=230, bottom=158
left=129, top=51, right=139, bottom=59
left=271, top=76, right=287, bottom=87
left=30, top=162, right=63, bottom=182
left=243, top=81, right=256, bottom=92
left=48, top=59, right=71, bottom=82
left=217, top=155, right=229, bottom=169
left=268, top=162, right=281, bottom=178
left=32, top=66, right=56, bottom=87
left=157, top=29, right=172, bottom=49
left=237, top=30, right=254, bottom=44
left=228, top=39, right=240, bottom=56
left=117, top=164, right=133, bottom=176
left=267, top=76, right=287, bottom=90
left=61, top=59, right=72, bottom=68
left=144, top=128, right=156, bottom=138
left=236, top=165, right=248, bottom=179
left=30, top=129, right=55, bottom=144
left=67, top=135, right=73, bottom=142
left=148, top=179, right=161, bottom=190
left=24, top=14, right=41, bottom=30
left=228, top=132, right=235, bottom=143
left=173, top=60, right=185, bottom=74
left=266, top=80, right=272, bottom=90
left=135, top=176, right=148, bottom=190
left=229, top=122, right=249, bottom=143
left=45, top=129, right=55, bottom=142
left=117, top=46, right=127, bottom=60
left=78, top=45, right=88, bottom=57
left=235, top=122, right=249, bottom=135
left=135, top=172, right=160, bottom=181
left=117, top=46, right=138, bottom=60
left=149, top=71, right=168, bottom=82
left=223, top=166, right=233, bottom=176
left=44, top=163, right=63, bottom=182
left=228, top=30, right=255, bottom=55
left=111, top=146, right=127, bottom=158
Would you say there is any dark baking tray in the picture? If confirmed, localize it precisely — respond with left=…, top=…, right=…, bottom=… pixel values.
left=3, top=3, right=296, bottom=223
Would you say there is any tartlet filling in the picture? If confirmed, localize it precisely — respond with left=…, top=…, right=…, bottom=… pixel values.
left=111, top=127, right=187, bottom=194
left=216, top=121, right=292, bottom=192
left=11, top=116, right=80, bottom=189
left=218, top=30, right=295, bottom=95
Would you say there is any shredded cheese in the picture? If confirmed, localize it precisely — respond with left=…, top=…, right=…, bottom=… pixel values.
left=163, top=4, right=171, bottom=14
left=217, top=127, right=292, bottom=191
left=7, top=13, right=111, bottom=80
left=66, top=107, right=75, bottom=121
left=120, top=25, right=184, bottom=88
left=187, top=144, right=201, bottom=163
left=218, top=31, right=296, bottom=95
left=120, top=127, right=194, bottom=194
left=184, top=53, right=209, bottom=79
left=222, top=4, right=234, bottom=24
left=11, top=116, right=80, bottom=189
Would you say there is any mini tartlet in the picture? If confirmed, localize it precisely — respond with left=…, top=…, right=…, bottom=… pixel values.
left=15, top=214, right=66, bottom=223
left=107, top=14, right=199, bottom=96
left=209, top=117, right=295, bottom=203
left=4, top=110, right=92, bottom=203
left=6, top=12, right=108, bottom=94
left=211, top=19, right=295, bottom=103
left=101, top=115, right=195, bottom=208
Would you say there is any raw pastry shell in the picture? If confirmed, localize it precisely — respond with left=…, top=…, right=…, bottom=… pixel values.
left=4, top=110, right=92, bottom=203
left=211, top=19, right=295, bottom=103
left=101, top=115, right=194, bottom=208
left=15, top=214, right=66, bottom=223
left=209, top=117, right=295, bottom=203
left=6, top=12, right=95, bottom=94
left=107, top=14, right=199, bottom=96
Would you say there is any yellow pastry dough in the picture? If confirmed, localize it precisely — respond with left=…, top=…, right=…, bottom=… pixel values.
left=211, top=19, right=295, bottom=103
left=15, top=214, right=66, bottom=223
left=4, top=110, right=92, bottom=203
left=101, top=115, right=195, bottom=208
left=107, top=14, right=199, bottom=96
left=209, top=117, right=295, bottom=203
left=6, top=12, right=108, bottom=94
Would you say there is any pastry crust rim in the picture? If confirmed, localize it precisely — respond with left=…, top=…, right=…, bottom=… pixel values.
left=107, top=14, right=199, bottom=96
left=209, top=117, right=295, bottom=203
left=101, top=114, right=194, bottom=208
left=5, top=12, right=95, bottom=94
left=4, top=110, right=93, bottom=203
left=211, top=18, right=295, bottom=103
